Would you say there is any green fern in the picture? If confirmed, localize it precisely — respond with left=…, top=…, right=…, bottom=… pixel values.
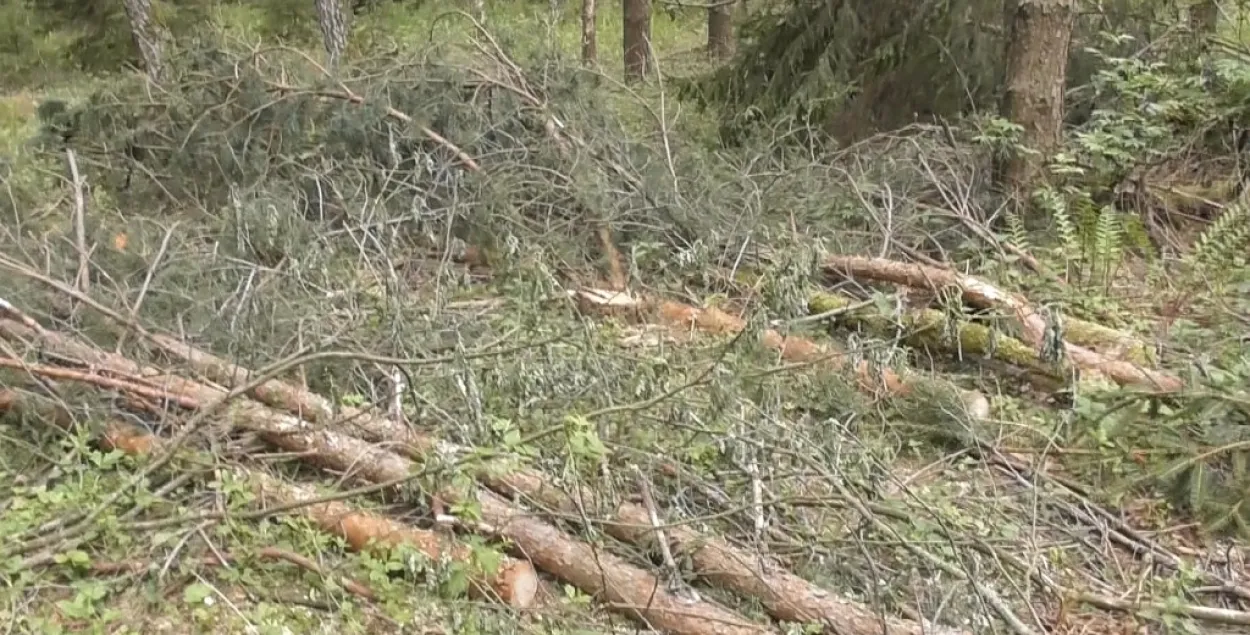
left=1003, top=204, right=1031, bottom=255
left=1035, top=186, right=1081, bottom=258
left=1186, top=203, right=1250, bottom=274
left=1091, top=204, right=1124, bottom=288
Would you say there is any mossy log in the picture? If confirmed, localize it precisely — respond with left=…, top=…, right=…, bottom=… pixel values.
left=807, top=290, right=1066, bottom=382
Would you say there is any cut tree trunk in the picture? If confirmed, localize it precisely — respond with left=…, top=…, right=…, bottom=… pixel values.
left=121, top=0, right=167, bottom=83
left=820, top=255, right=1184, bottom=392
left=568, top=288, right=992, bottom=419
left=0, top=318, right=771, bottom=635
left=486, top=470, right=971, bottom=635
left=0, top=388, right=538, bottom=608
left=623, top=0, right=652, bottom=83
left=315, top=0, right=350, bottom=67
left=708, top=0, right=735, bottom=60
left=997, top=0, right=1075, bottom=196
left=581, top=0, right=597, bottom=65
left=135, top=332, right=962, bottom=634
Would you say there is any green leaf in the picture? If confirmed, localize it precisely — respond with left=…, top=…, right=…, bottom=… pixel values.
left=183, top=582, right=214, bottom=605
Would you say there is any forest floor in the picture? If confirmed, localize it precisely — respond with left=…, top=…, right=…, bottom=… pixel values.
left=2, top=4, right=1250, bottom=635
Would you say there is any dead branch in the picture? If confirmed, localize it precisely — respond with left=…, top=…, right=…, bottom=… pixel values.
left=820, top=255, right=1184, bottom=392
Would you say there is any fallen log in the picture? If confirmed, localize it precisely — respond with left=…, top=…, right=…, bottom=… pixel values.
left=141, top=328, right=970, bottom=635
left=569, top=287, right=992, bottom=420
left=0, top=325, right=536, bottom=608
left=0, top=319, right=771, bottom=635
left=806, top=291, right=1066, bottom=386
left=0, top=388, right=537, bottom=608
left=820, top=255, right=1183, bottom=392
left=486, top=471, right=972, bottom=635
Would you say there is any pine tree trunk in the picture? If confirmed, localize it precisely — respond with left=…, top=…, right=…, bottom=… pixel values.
left=581, top=0, right=597, bottom=65
left=1189, top=0, right=1218, bottom=40
left=997, top=0, right=1075, bottom=197
left=315, top=0, right=350, bottom=67
left=623, top=0, right=651, bottom=83
left=708, top=0, right=734, bottom=60
left=121, top=0, right=166, bottom=83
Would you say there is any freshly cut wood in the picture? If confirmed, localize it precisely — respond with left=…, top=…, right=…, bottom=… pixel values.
left=149, top=332, right=969, bottom=635
left=251, top=473, right=538, bottom=608
left=486, top=471, right=971, bottom=635
left=475, top=489, right=774, bottom=635
left=1, top=319, right=771, bottom=635
left=820, top=256, right=1183, bottom=392
left=0, top=323, right=536, bottom=608
left=0, top=388, right=537, bottom=608
left=569, top=287, right=992, bottom=420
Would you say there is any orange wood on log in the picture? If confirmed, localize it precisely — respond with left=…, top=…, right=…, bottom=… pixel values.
left=138, top=326, right=968, bottom=635
left=820, top=255, right=1183, bottom=392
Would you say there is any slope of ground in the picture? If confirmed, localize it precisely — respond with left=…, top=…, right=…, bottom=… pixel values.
left=3, top=6, right=1250, bottom=635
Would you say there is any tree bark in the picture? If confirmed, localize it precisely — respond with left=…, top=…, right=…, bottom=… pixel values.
left=581, top=0, right=597, bottom=65
left=623, top=0, right=652, bottom=83
left=485, top=470, right=970, bottom=635
left=819, top=255, right=1185, bottom=392
left=707, top=0, right=735, bottom=60
left=997, top=0, right=1075, bottom=195
left=121, top=0, right=166, bottom=83
left=315, top=0, right=350, bottom=67
left=137, top=328, right=973, bottom=635
left=1189, top=0, right=1218, bottom=41
left=0, top=317, right=770, bottom=635
left=0, top=387, right=539, bottom=608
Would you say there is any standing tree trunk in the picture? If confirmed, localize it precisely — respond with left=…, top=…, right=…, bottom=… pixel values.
left=997, top=0, right=1075, bottom=197
left=1189, top=0, right=1219, bottom=41
left=121, top=0, right=166, bottom=83
left=708, top=0, right=734, bottom=60
left=581, top=0, right=597, bottom=65
left=315, top=0, right=350, bottom=67
left=623, top=0, right=652, bottom=83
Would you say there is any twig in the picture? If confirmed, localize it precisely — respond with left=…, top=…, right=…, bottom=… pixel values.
left=0, top=357, right=201, bottom=409
left=65, top=148, right=90, bottom=295
left=115, top=222, right=177, bottom=354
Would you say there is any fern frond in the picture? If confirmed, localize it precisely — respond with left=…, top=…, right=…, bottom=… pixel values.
left=1093, top=204, right=1123, bottom=286
left=1187, top=204, right=1250, bottom=272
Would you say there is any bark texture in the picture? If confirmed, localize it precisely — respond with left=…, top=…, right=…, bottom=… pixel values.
left=568, top=288, right=992, bottom=419
left=121, top=0, right=166, bottom=83
left=1189, top=0, right=1218, bottom=43
left=0, top=388, right=537, bottom=608
left=0, top=322, right=536, bottom=608
left=485, top=470, right=970, bottom=635
left=998, top=0, right=1075, bottom=194
left=581, top=0, right=598, bottom=65
left=140, top=329, right=962, bottom=634
left=315, top=0, right=350, bottom=66
left=707, top=0, right=735, bottom=60
left=820, top=255, right=1184, bottom=391
left=623, top=0, right=652, bottom=83
left=0, top=318, right=770, bottom=635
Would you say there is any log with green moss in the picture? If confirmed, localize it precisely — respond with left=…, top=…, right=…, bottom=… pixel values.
left=807, top=291, right=1067, bottom=383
